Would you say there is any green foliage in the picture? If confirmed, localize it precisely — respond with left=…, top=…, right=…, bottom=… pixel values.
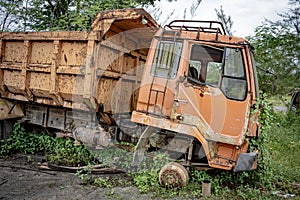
left=247, top=97, right=275, bottom=187
left=75, top=165, right=113, bottom=188
left=0, top=0, right=159, bottom=32
left=0, top=0, right=25, bottom=31
left=235, top=185, right=266, bottom=200
left=46, top=139, right=94, bottom=166
left=92, top=146, right=171, bottom=173
left=28, top=0, right=140, bottom=31
left=247, top=0, right=299, bottom=95
left=92, top=147, right=134, bottom=171
left=0, top=123, right=56, bottom=155
left=0, top=123, right=96, bottom=166
left=133, top=172, right=160, bottom=193
left=93, top=147, right=174, bottom=194
left=268, top=111, right=300, bottom=182
left=93, top=177, right=113, bottom=188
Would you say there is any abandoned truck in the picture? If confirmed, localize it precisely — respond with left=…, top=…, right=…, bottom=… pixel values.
left=0, top=8, right=260, bottom=186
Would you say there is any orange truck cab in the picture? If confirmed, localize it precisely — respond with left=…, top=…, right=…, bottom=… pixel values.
left=131, top=20, right=260, bottom=179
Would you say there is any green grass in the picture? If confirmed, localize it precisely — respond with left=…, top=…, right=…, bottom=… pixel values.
left=267, top=111, right=300, bottom=184
left=264, top=94, right=291, bottom=109
left=264, top=95, right=300, bottom=184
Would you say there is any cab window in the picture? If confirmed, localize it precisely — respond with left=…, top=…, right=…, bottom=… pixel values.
left=221, top=48, right=247, bottom=100
left=188, top=44, right=247, bottom=101
left=188, top=44, right=222, bottom=87
left=151, top=41, right=182, bottom=79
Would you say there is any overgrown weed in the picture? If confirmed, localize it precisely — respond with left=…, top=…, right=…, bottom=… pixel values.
left=0, top=123, right=96, bottom=166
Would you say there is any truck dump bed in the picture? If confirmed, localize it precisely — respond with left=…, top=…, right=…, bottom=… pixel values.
left=0, top=9, right=159, bottom=122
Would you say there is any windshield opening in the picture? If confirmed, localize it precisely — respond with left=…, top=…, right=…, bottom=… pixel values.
left=188, top=44, right=247, bottom=101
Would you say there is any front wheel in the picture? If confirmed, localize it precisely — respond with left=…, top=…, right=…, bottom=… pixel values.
left=159, top=162, right=189, bottom=188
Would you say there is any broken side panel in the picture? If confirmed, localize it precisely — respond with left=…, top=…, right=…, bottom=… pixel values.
left=0, top=98, right=24, bottom=120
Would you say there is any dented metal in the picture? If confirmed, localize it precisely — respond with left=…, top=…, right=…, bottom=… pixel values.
left=132, top=19, right=260, bottom=171
left=234, top=151, right=258, bottom=172
left=73, top=126, right=114, bottom=149
left=0, top=99, right=24, bottom=120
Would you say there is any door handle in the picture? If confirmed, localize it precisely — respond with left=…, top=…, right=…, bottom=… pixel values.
left=174, top=99, right=188, bottom=104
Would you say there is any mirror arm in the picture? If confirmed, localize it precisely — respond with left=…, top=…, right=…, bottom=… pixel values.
left=187, top=76, right=206, bottom=86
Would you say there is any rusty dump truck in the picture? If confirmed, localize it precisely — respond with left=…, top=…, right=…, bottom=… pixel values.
left=0, top=8, right=260, bottom=186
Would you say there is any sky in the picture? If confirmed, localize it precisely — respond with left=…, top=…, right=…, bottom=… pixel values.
left=144, top=0, right=290, bottom=37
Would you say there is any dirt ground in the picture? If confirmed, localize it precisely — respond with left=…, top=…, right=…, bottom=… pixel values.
left=0, top=157, right=156, bottom=200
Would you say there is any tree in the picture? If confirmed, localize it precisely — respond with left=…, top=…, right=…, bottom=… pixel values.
left=278, top=0, right=300, bottom=36
left=215, top=6, right=234, bottom=35
left=0, top=0, right=24, bottom=31
left=27, top=0, right=140, bottom=31
left=145, top=0, right=203, bottom=26
left=0, top=0, right=159, bottom=32
left=248, top=0, right=299, bottom=94
left=190, top=0, right=202, bottom=19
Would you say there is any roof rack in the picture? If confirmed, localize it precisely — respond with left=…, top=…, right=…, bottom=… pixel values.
left=165, top=20, right=226, bottom=35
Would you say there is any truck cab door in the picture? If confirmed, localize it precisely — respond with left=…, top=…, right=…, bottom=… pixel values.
left=136, top=38, right=183, bottom=118
left=175, top=44, right=251, bottom=145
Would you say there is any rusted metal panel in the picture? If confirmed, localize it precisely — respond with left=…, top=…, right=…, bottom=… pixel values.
left=116, top=79, right=136, bottom=113
left=24, top=104, right=47, bottom=126
left=3, top=41, right=25, bottom=63
left=0, top=99, right=24, bottom=120
left=58, top=74, right=84, bottom=102
left=96, top=44, right=121, bottom=72
left=47, top=107, right=66, bottom=129
left=66, top=109, right=96, bottom=128
left=0, top=31, right=90, bottom=41
left=29, top=72, right=51, bottom=97
left=59, top=41, right=87, bottom=66
left=96, top=78, right=117, bottom=112
left=91, top=8, right=159, bottom=32
left=3, top=70, right=26, bottom=94
left=0, top=8, right=159, bottom=115
left=31, top=42, right=53, bottom=65
left=123, top=54, right=136, bottom=74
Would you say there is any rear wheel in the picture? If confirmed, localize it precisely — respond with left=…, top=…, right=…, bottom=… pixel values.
left=159, top=162, right=189, bottom=188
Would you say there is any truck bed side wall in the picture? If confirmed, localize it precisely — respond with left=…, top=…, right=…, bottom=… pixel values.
left=0, top=30, right=144, bottom=107
left=0, top=29, right=149, bottom=130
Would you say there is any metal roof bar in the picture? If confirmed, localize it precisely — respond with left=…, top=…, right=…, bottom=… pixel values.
left=165, top=20, right=226, bottom=35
